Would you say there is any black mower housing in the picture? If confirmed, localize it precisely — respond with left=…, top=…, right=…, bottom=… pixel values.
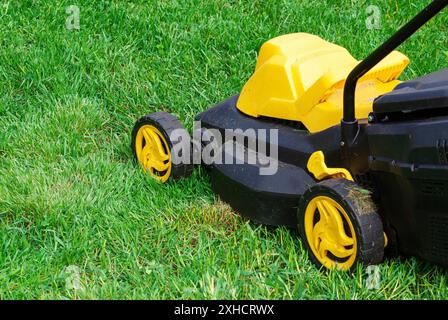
left=196, top=68, right=448, bottom=267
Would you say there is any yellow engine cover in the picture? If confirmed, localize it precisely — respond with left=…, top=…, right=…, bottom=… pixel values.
left=236, top=33, right=409, bottom=132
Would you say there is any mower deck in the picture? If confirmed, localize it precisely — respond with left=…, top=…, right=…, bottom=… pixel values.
left=195, top=95, right=346, bottom=227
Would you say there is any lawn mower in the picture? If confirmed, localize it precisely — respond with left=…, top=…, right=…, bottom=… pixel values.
left=131, top=0, right=448, bottom=271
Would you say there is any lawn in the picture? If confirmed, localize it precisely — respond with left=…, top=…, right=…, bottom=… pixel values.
left=0, top=0, right=447, bottom=299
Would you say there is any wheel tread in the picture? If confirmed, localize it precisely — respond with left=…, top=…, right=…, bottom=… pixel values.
left=298, top=178, right=384, bottom=271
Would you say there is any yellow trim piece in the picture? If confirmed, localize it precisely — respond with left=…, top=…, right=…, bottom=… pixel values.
left=135, top=125, right=172, bottom=183
left=304, top=196, right=357, bottom=270
left=236, top=33, right=409, bottom=133
left=384, top=233, right=388, bottom=248
left=307, top=151, right=353, bottom=181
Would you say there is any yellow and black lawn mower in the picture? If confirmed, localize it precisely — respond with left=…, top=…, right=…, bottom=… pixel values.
left=131, top=0, right=448, bottom=271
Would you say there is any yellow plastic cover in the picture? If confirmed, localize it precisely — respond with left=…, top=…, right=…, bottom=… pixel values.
left=236, top=33, right=409, bottom=132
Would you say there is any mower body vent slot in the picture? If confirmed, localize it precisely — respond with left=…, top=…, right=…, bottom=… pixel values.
left=429, top=215, right=448, bottom=261
left=420, top=181, right=447, bottom=196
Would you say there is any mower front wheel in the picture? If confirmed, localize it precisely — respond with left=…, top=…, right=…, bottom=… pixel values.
left=297, top=179, right=384, bottom=271
left=131, top=112, right=193, bottom=183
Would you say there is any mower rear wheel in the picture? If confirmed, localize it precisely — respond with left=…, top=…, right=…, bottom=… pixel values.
left=131, top=112, right=193, bottom=183
left=297, top=179, right=384, bottom=271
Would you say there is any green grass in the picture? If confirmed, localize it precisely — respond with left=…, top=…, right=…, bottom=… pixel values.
left=0, top=0, right=447, bottom=299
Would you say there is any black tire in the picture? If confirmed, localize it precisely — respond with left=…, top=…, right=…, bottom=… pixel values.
left=297, top=178, right=384, bottom=271
left=131, top=112, right=193, bottom=181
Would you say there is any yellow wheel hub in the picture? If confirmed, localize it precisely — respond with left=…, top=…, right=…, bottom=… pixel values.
left=304, top=196, right=357, bottom=270
left=135, top=125, right=172, bottom=182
